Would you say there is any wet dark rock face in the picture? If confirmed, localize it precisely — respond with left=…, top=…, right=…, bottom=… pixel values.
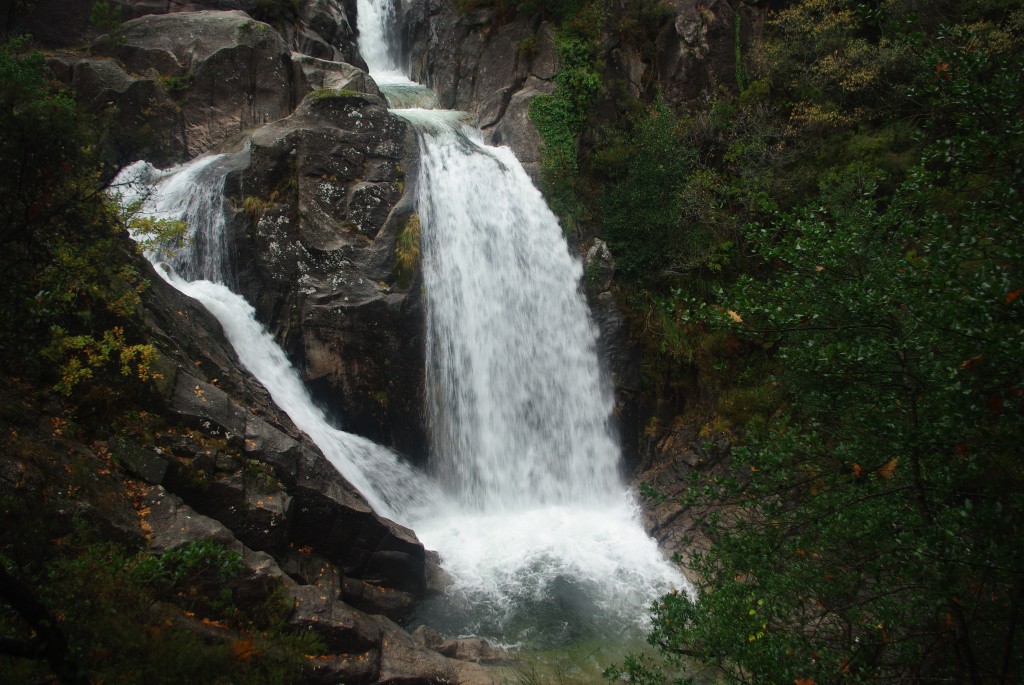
left=42, top=1, right=427, bottom=460
left=134, top=263, right=499, bottom=683
left=227, top=91, right=428, bottom=463
left=403, top=1, right=557, bottom=182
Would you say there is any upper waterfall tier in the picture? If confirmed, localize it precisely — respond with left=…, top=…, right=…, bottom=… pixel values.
left=357, top=0, right=411, bottom=85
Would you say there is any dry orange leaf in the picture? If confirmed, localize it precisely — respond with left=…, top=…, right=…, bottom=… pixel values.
left=231, top=639, right=262, bottom=662
left=961, top=354, right=983, bottom=370
left=876, top=458, right=898, bottom=480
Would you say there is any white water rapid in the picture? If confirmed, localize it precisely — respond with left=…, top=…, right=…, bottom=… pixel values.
left=412, top=113, right=622, bottom=510
left=356, top=0, right=406, bottom=86
left=357, top=0, right=688, bottom=648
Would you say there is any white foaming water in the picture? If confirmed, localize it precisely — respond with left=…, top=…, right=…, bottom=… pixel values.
left=413, top=115, right=622, bottom=510
left=393, top=110, right=689, bottom=643
left=114, top=156, right=437, bottom=524
left=113, top=152, right=248, bottom=284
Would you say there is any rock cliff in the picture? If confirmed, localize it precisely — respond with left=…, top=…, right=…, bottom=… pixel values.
left=400, top=0, right=765, bottom=183
left=42, top=3, right=428, bottom=460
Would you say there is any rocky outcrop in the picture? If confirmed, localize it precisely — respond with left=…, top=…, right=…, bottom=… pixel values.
left=583, top=239, right=644, bottom=470
left=6, top=0, right=362, bottom=67
left=411, top=626, right=509, bottom=665
left=404, top=3, right=558, bottom=181
left=40, top=5, right=426, bottom=459
left=141, top=263, right=428, bottom=598
left=287, top=0, right=364, bottom=66
left=45, top=54, right=186, bottom=167
left=634, top=418, right=733, bottom=587
left=143, top=486, right=499, bottom=684
left=226, top=88, right=428, bottom=462
left=36, top=4, right=428, bottom=472
left=402, top=0, right=765, bottom=182
left=34, top=1, right=369, bottom=165
left=44, top=10, right=294, bottom=164
left=656, top=0, right=767, bottom=104
left=109, top=10, right=295, bottom=157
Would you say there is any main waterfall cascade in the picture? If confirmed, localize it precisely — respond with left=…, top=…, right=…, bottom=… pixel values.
left=356, top=0, right=688, bottom=647
left=117, top=0, right=688, bottom=659
left=413, top=114, right=621, bottom=509
left=397, top=109, right=685, bottom=644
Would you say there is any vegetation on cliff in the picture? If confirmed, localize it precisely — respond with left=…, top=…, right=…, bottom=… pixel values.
left=464, top=0, right=1024, bottom=681
left=0, top=38, right=322, bottom=685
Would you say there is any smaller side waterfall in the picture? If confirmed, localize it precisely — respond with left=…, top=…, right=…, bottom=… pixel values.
left=117, top=152, right=249, bottom=285
left=162, top=273, right=436, bottom=522
left=114, top=156, right=437, bottom=524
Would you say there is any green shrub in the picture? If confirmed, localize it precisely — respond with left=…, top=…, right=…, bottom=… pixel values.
left=394, top=213, right=421, bottom=289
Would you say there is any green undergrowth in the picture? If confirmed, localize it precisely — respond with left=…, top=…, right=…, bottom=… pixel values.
left=0, top=36, right=327, bottom=684
left=394, top=212, right=422, bottom=289
left=595, top=2, right=1024, bottom=683
left=528, top=6, right=606, bottom=228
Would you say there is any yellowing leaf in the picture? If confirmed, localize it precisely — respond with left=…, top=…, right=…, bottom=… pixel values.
left=726, top=309, right=743, bottom=323
left=876, top=458, right=898, bottom=480
left=231, top=639, right=261, bottom=662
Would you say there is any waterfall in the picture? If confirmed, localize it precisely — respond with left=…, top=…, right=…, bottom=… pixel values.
left=393, top=109, right=686, bottom=647
left=114, top=0, right=688, bottom=653
left=113, top=158, right=437, bottom=524
left=356, top=0, right=405, bottom=85
left=357, top=0, right=688, bottom=646
left=411, top=115, right=621, bottom=510
left=122, top=151, right=249, bottom=284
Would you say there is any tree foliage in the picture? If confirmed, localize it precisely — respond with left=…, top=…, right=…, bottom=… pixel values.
left=606, top=2, right=1024, bottom=683
left=0, top=39, right=299, bottom=683
left=0, top=37, right=162, bottom=403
